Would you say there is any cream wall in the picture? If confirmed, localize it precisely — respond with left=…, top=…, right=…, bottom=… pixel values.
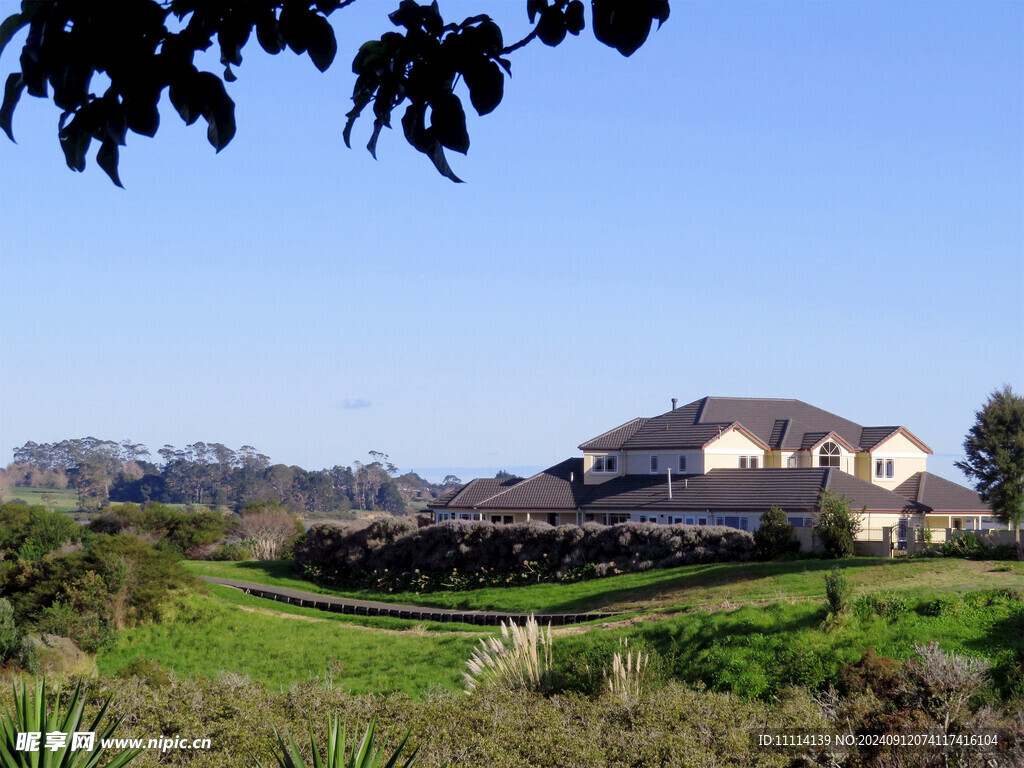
left=868, top=432, right=929, bottom=489
left=624, top=450, right=703, bottom=475
left=582, top=452, right=623, bottom=485
left=702, top=429, right=766, bottom=471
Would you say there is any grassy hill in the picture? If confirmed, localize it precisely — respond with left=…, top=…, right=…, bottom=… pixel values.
left=100, top=557, right=1024, bottom=697
left=6, top=486, right=80, bottom=512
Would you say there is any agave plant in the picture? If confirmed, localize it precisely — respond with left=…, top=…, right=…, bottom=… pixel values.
left=254, top=716, right=422, bottom=768
left=0, top=677, right=141, bottom=768
left=463, top=615, right=552, bottom=693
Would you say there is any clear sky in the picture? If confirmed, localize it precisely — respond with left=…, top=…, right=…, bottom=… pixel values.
left=1, top=1, right=1022, bottom=483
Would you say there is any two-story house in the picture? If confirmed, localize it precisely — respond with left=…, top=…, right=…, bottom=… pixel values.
left=429, top=397, right=993, bottom=547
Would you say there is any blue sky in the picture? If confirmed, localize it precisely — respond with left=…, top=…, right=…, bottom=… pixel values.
left=1, top=1, right=1021, bottom=483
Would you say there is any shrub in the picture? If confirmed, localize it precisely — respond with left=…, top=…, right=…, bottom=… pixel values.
left=463, top=616, right=553, bottom=694
left=824, top=567, right=851, bottom=617
left=254, top=717, right=423, bottom=768
left=814, top=491, right=862, bottom=559
left=0, top=598, right=19, bottom=662
left=753, top=506, right=797, bottom=560
left=0, top=502, right=81, bottom=560
left=296, top=519, right=755, bottom=592
left=210, top=543, right=253, bottom=561
left=90, top=503, right=232, bottom=557
left=853, top=591, right=910, bottom=621
left=115, top=658, right=172, bottom=687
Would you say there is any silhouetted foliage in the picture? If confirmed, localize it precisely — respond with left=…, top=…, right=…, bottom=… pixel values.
left=0, top=1, right=670, bottom=185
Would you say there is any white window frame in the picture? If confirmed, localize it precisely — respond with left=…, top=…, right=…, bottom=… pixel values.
left=649, top=455, right=659, bottom=473
left=739, top=455, right=759, bottom=469
left=593, top=455, right=618, bottom=473
left=678, top=455, right=687, bottom=472
left=786, top=456, right=797, bottom=469
left=819, top=441, right=841, bottom=468
left=874, top=458, right=895, bottom=479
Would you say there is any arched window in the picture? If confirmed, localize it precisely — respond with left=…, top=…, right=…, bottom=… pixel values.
left=819, top=441, right=841, bottom=467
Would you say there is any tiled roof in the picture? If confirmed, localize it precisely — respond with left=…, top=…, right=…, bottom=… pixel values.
left=430, top=477, right=521, bottom=509
left=579, top=396, right=932, bottom=455
left=894, top=472, right=989, bottom=513
left=579, top=418, right=649, bottom=450
left=433, top=463, right=931, bottom=516
left=475, top=458, right=585, bottom=510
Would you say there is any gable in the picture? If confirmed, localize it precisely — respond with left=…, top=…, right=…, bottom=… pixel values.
left=869, top=429, right=932, bottom=455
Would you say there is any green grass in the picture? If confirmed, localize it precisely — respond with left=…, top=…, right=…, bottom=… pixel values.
left=98, top=585, right=482, bottom=694
left=185, top=557, right=1024, bottom=613
left=6, top=486, right=80, bottom=512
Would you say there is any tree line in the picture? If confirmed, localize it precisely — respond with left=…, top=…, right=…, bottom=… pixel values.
left=4, top=438, right=463, bottom=516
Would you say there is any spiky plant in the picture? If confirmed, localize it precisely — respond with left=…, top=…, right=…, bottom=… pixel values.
left=604, top=638, right=649, bottom=702
left=253, top=717, right=422, bottom=768
left=0, top=677, right=141, bottom=768
left=463, top=615, right=552, bottom=693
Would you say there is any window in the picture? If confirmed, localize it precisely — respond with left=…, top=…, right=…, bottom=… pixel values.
left=669, top=516, right=685, bottom=524
left=593, top=455, right=618, bottom=473
left=874, top=458, right=895, bottom=479
left=819, top=441, right=841, bottom=467
left=649, top=455, right=659, bottom=473
left=678, top=455, right=687, bottom=472
left=715, top=516, right=748, bottom=530
left=788, top=516, right=813, bottom=528
left=739, top=456, right=759, bottom=469
left=786, top=456, right=797, bottom=469
left=684, top=516, right=695, bottom=525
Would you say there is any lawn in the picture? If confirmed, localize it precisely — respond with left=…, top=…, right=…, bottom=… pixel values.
left=98, top=585, right=483, bottom=694
left=7, top=486, right=80, bottom=513
left=184, top=557, right=1024, bottom=613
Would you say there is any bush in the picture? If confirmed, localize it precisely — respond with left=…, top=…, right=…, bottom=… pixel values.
left=0, top=502, right=82, bottom=560
left=753, top=506, right=797, bottom=560
left=814, top=491, right=862, bottom=559
left=210, top=543, right=253, bottom=561
left=824, top=567, right=851, bottom=616
left=0, top=597, right=19, bottom=662
left=853, top=591, right=910, bottom=621
left=295, top=519, right=755, bottom=592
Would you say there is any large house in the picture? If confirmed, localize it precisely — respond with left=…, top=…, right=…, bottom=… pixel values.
left=429, top=396, right=995, bottom=549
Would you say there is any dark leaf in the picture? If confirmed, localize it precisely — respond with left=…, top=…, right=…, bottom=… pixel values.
left=306, top=14, right=337, bottom=72
left=169, top=80, right=198, bottom=125
left=366, top=117, right=385, bottom=159
left=527, top=0, right=546, bottom=25
left=256, top=13, right=285, bottom=55
left=565, top=1, right=585, bottom=35
left=20, top=19, right=46, bottom=97
left=0, top=72, right=25, bottom=142
left=496, top=57, right=512, bottom=76
left=475, top=19, right=503, bottom=55
left=96, top=140, right=123, bottom=187
left=279, top=7, right=310, bottom=54
left=401, top=100, right=431, bottom=152
left=388, top=0, right=422, bottom=31
left=653, top=0, right=671, bottom=26
left=59, top=115, right=91, bottom=172
left=428, top=141, right=463, bottom=182
left=343, top=94, right=371, bottom=148
left=536, top=8, right=567, bottom=47
left=224, top=64, right=237, bottom=82
left=463, top=59, right=503, bottom=116
left=126, top=97, right=159, bottom=137
left=196, top=72, right=235, bottom=151
left=592, top=0, right=656, bottom=57
left=0, top=12, right=28, bottom=60
left=430, top=92, right=468, bottom=154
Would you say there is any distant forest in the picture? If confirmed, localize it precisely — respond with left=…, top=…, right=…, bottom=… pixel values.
left=1, top=438, right=468, bottom=517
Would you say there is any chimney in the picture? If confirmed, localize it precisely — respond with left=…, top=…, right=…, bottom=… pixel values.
left=671, top=397, right=678, bottom=410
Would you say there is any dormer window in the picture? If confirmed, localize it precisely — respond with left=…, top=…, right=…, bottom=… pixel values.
left=649, top=456, right=659, bottom=473
left=593, top=455, right=617, bottom=473
left=819, top=441, right=841, bottom=468
left=678, top=455, right=687, bottom=472
left=874, top=458, right=895, bottom=479
left=739, top=456, right=759, bottom=469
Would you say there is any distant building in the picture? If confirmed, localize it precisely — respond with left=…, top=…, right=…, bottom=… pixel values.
left=429, top=396, right=995, bottom=549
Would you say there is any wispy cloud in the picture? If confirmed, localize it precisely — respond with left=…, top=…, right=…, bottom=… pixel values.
left=340, top=398, right=372, bottom=410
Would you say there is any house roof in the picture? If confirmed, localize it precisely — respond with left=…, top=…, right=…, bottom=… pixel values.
left=894, top=472, right=989, bottom=513
left=431, top=463, right=932, bottom=515
left=433, top=477, right=522, bottom=508
left=578, top=396, right=932, bottom=454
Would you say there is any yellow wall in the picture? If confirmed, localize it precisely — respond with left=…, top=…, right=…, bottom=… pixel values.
left=582, top=452, right=623, bottom=485
left=868, top=432, right=929, bottom=489
left=702, top=428, right=767, bottom=471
